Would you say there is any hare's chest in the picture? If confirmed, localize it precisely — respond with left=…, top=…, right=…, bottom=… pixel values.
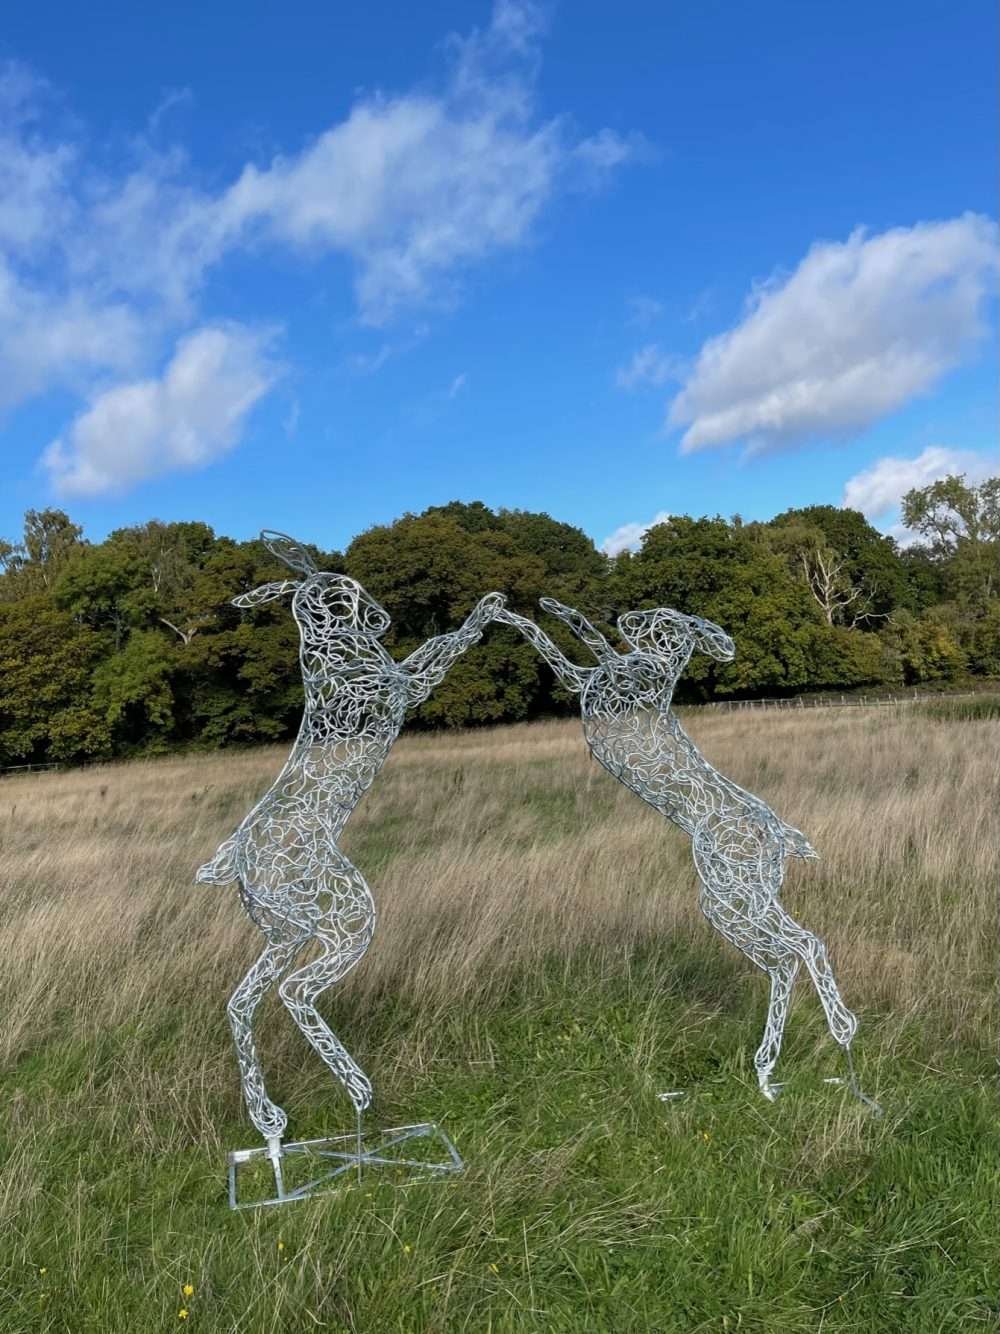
left=303, top=663, right=406, bottom=742
left=581, top=662, right=666, bottom=724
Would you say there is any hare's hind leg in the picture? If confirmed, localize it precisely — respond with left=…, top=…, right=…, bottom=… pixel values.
left=700, top=898, right=800, bottom=1099
left=762, top=902, right=881, bottom=1112
left=693, top=826, right=803, bottom=1099
left=278, top=856, right=376, bottom=1115
left=228, top=894, right=308, bottom=1140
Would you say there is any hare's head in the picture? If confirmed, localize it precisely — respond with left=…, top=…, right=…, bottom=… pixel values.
left=232, top=531, right=391, bottom=638
left=297, top=574, right=391, bottom=638
left=617, top=607, right=735, bottom=665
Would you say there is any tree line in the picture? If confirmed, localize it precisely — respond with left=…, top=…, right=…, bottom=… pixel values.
left=0, top=474, right=997, bottom=765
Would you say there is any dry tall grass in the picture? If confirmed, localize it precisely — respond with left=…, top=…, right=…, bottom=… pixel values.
left=1, top=707, right=997, bottom=1331
left=1, top=705, right=995, bottom=1081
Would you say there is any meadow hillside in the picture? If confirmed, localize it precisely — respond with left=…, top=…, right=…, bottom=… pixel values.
left=0, top=705, right=997, bottom=1332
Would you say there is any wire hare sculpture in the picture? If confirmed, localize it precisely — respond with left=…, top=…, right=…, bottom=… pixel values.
left=197, top=531, right=507, bottom=1191
left=496, top=598, right=880, bottom=1112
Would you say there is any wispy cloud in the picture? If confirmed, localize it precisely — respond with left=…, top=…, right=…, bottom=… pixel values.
left=206, top=5, right=641, bottom=326
left=684, top=286, right=714, bottom=323
left=147, top=86, right=194, bottom=137
left=43, top=325, right=279, bottom=496
left=667, top=215, right=999, bottom=455
left=600, top=509, right=671, bottom=556
left=615, top=343, right=684, bottom=391
left=121, top=0, right=632, bottom=330
left=345, top=343, right=394, bottom=376
left=626, top=294, right=663, bottom=327
left=447, top=372, right=468, bottom=398
left=283, top=396, right=301, bottom=439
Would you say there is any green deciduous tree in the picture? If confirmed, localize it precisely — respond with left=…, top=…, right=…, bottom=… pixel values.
left=607, top=516, right=885, bottom=697
left=902, top=474, right=999, bottom=606
left=346, top=510, right=551, bottom=725
left=765, top=505, right=908, bottom=623
left=54, top=543, right=151, bottom=648
left=0, top=598, right=110, bottom=764
left=92, top=630, right=177, bottom=754
left=0, top=509, right=85, bottom=601
left=0, top=486, right=995, bottom=762
left=880, top=609, right=969, bottom=685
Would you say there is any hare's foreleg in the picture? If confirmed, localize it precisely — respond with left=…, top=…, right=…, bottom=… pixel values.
left=764, top=902, right=858, bottom=1049
left=759, top=901, right=880, bottom=1111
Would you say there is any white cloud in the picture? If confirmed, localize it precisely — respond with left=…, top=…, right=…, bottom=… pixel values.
left=1, top=5, right=640, bottom=495
left=0, top=264, right=145, bottom=410
left=42, top=325, right=279, bottom=496
left=574, top=128, right=648, bottom=174
left=0, top=118, right=73, bottom=256
left=485, top=0, right=548, bottom=55
left=615, top=343, right=684, bottom=391
left=207, top=4, right=639, bottom=325
left=879, top=522, right=923, bottom=550
left=0, top=63, right=170, bottom=409
left=842, top=445, right=996, bottom=544
left=215, top=96, right=565, bottom=325
left=448, top=372, right=468, bottom=398
left=601, top=510, right=671, bottom=557
left=667, top=215, right=999, bottom=454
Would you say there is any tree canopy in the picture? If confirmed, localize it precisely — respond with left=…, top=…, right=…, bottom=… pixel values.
left=0, top=476, right=995, bottom=765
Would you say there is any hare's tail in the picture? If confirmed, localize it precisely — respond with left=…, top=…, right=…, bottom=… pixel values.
left=780, top=822, right=819, bottom=861
left=196, top=835, right=240, bottom=885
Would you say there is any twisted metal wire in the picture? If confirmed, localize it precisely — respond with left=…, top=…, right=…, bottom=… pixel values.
left=497, top=598, right=876, bottom=1106
left=197, top=530, right=506, bottom=1143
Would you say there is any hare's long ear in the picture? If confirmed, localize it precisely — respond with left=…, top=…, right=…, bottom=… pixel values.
left=260, top=530, right=319, bottom=575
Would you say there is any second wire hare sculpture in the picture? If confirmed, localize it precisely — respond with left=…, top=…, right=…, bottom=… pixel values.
left=497, top=598, right=880, bottom=1111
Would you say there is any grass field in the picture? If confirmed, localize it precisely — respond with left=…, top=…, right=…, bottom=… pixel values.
left=0, top=704, right=997, bottom=1332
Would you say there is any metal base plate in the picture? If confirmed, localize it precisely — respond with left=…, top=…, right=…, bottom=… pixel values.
left=657, top=1075, right=882, bottom=1113
left=227, top=1121, right=464, bottom=1210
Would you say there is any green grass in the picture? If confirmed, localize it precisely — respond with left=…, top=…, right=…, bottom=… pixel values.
left=2, top=952, right=996, bottom=1333
left=921, top=696, right=1000, bottom=723
left=1, top=712, right=997, bottom=1333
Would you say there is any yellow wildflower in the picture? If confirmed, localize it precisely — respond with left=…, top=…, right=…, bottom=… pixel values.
left=39, top=1268, right=47, bottom=1276
left=182, top=1284, right=194, bottom=1298
left=178, top=1310, right=189, bottom=1321
left=403, top=1244, right=412, bottom=1255
left=277, top=1240, right=285, bottom=1252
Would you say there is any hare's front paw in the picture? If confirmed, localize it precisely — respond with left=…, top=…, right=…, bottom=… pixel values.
left=476, top=592, right=507, bottom=619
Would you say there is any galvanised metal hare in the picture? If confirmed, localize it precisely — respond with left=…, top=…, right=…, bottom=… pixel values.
left=198, top=531, right=506, bottom=1162
left=497, top=597, right=879, bottom=1111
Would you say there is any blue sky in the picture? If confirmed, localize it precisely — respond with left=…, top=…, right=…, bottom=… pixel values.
left=1, top=0, right=996, bottom=556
